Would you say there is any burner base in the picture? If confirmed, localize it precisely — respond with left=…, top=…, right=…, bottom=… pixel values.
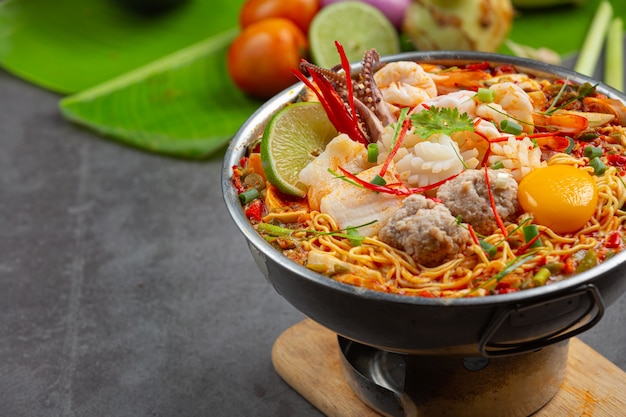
left=339, top=336, right=567, bottom=417
left=272, top=319, right=626, bottom=417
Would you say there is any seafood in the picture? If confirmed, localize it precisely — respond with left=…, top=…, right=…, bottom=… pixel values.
left=373, top=61, right=438, bottom=111
left=476, top=82, right=534, bottom=133
left=233, top=47, right=626, bottom=298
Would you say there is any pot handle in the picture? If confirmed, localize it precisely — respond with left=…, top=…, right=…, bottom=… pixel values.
left=478, top=284, right=605, bottom=357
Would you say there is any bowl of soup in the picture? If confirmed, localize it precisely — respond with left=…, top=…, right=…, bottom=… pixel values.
left=222, top=50, right=626, bottom=356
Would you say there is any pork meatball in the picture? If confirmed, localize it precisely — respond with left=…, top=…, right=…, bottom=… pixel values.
left=379, top=194, right=470, bottom=267
left=436, top=169, right=520, bottom=236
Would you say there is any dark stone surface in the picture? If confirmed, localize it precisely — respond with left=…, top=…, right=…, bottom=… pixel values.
left=0, top=68, right=624, bottom=417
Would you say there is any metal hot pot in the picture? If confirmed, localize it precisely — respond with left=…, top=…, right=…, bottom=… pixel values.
left=222, top=52, right=626, bottom=417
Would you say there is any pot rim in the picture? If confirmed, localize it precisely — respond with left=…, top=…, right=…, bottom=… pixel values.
left=222, top=50, right=626, bottom=308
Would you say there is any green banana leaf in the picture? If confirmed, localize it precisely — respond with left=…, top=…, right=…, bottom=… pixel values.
left=0, top=0, right=245, bottom=93
left=0, top=0, right=262, bottom=159
left=59, top=29, right=263, bottom=159
left=0, top=0, right=624, bottom=159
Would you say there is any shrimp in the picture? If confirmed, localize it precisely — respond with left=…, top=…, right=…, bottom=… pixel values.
left=374, top=61, right=438, bottom=110
left=476, top=82, right=534, bottom=133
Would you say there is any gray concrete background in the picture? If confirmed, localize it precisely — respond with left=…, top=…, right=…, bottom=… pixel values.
left=0, top=65, right=624, bottom=417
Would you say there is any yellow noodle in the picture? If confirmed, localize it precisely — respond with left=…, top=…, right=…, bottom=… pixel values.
left=248, top=74, right=626, bottom=298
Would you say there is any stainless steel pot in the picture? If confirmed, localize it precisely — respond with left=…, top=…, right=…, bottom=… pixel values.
left=222, top=51, right=626, bottom=357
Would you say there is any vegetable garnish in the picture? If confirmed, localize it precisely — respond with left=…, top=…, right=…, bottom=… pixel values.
left=367, top=143, right=379, bottom=163
left=532, top=267, right=551, bottom=287
left=410, top=106, right=474, bottom=139
left=480, top=240, right=498, bottom=259
left=545, top=82, right=598, bottom=115
left=589, top=156, right=608, bottom=175
left=337, top=166, right=460, bottom=196
left=379, top=108, right=411, bottom=177
left=545, top=77, right=569, bottom=115
left=575, top=248, right=598, bottom=273
left=238, top=188, right=259, bottom=204
left=257, top=222, right=295, bottom=236
left=346, top=226, right=362, bottom=246
left=370, top=174, right=387, bottom=186
left=335, top=41, right=359, bottom=132
left=327, top=168, right=363, bottom=188
left=476, top=87, right=495, bottom=103
left=584, top=145, right=603, bottom=159
left=308, top=220, right=378, bottom=246
left=470, top=251, right=537, bottom=294
left=500, top=119, right=523, bottom=135
left=522, top=224, right=543, bottom=249
left=292, top=47, right=369, bottom=145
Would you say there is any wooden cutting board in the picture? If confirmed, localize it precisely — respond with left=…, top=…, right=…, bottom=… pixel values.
left=273, top=319, right=626, bottom=417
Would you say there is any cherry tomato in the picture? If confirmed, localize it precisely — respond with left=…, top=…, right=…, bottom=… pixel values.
left=240, top=0, right=320, bottom=33
left=227, top=18, right=308, bottom=99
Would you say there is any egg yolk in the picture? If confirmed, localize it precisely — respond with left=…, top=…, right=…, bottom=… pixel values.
left=518, top=165, right=598, bottom=234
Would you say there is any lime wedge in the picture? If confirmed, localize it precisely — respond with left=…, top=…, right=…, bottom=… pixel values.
left=261, top=102, right=338, bottom=197
left=309, top=1, right=401, bottom=68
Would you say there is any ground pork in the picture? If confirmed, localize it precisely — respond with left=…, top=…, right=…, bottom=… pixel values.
left=379, top=194, right=470, bottom=267
left=436, top=169, right=520, bottom=236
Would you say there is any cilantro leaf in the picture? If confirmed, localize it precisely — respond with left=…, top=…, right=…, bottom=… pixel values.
left=410, top=106, right=474, bottom=139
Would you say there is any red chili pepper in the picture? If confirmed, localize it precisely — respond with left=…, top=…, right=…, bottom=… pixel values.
left=606, top=231, right=622, bottom=248
left=379, top=117, right=411, bottom=177
left=494, top=64, right=516, bottom=74
left=483, top=166, right=508, bottom=237
left=338, top=166, right=460, bottom=196
left=232, top=165, right=246, bottom=193
left=516, top=230, right=545, bottom=255
left=467, top=62, right=490, bottom=71
left=467, top=224, right=480, bottom=246
left=607, top=154, right=626, bottom=167
left=245, top=199, right=264, bottom=221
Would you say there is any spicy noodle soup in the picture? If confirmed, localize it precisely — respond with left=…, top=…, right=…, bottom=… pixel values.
left=231, top=50, right=626, bottom=298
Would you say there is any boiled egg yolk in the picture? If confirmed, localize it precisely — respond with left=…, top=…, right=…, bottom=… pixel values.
left=518, top=165, right=598, bottom=234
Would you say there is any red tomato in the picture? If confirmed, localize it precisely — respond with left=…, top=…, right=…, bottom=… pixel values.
left=227, top=18, right=308, bottom=99
left=240, top=0, right=320, bottom=33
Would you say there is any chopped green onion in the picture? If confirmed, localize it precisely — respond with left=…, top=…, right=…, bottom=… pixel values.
left=238, top=188, right=259, bottom=204
left=532, top=268, right=551, bottom=287
left=589, top=156, right=608, bottom=175
left=575, top=249, right=598, bottom=273
left=523, top=225, right=542, bottom=248
left=579, top=132, right=598, bottom=142
left=584, top=145, right=603, bottom=159
left=574, top=0, right=613, bottom=77
left=367, top=143, right=379, bottom=163
left=491, top=160, right=504, bottom=170
left=370, top=174, right=387, bottom=186
left=500, top=119, right=523, bottom=135
left=243, top=172, right=265, bottom=190
left=605, top=17, right=623, bottom=91
left=257, top=222, right=293, bottom=236
left=544, top=262, right=564, bottom=274
left=346, top=226, right=362, bottom=246
left=480, top=240, right=497, bottom=258
left=564, top=137, right=576, bottom=154
left=476, top=88, right=495, bottom=103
